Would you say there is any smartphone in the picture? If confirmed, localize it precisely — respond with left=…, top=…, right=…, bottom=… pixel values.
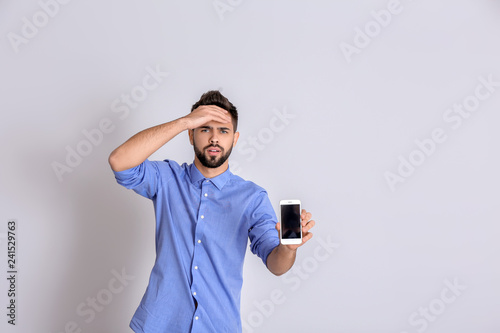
left=280, top=200, right=302, bottom=245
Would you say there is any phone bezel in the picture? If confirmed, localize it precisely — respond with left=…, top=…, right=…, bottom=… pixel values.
left=279, top=199, right=302, bottom=245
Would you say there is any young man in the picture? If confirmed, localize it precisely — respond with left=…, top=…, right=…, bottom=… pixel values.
left=109, top=90, right=315, bottom=332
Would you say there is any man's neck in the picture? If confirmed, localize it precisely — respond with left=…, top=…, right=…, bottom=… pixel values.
left=194, top=159, right=229, bottom=178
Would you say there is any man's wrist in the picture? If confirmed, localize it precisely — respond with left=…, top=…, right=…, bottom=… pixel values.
left=279, top=244, right=297, bottom=255
left=175, top=116, right=190, bottom=131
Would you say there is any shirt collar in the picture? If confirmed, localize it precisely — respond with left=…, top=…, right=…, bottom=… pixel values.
left=188, top=162, right=232, bottom=190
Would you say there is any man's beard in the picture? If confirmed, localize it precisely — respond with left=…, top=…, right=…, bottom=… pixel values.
left=194, top=143, right=233, bottom=169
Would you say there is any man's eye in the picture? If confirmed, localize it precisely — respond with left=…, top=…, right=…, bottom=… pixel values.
left=221, top=130, right=228, bottom=134
left=201, top=129, right=209, bottom=132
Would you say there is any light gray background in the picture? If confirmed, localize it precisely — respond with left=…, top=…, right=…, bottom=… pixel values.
left=1, top=0, right=499, bottom=332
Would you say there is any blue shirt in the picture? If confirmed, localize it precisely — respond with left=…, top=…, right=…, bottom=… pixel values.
left=113, top=159, right=280, bottom=333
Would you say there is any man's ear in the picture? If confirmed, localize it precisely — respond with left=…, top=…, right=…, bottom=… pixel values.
left=232, top=131, right=240, bottom=147
left=188, top=129, right=194, bottom=146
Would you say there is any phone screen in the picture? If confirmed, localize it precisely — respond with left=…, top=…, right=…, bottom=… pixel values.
left=281, top=204, right=301, bottom=239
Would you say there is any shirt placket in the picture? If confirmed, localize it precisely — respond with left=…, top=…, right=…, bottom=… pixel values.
left=191, top=179, right=211, bottom=329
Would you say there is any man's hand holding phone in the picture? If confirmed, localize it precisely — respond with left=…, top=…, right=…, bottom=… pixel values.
left=266, top=203, right=316, bottom=275
left=277, top=200, right=315, bottom=251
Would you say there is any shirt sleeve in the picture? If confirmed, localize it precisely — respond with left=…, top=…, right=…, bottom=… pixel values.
left=112, top=159, right=165, bottom=199
left=247, top=190, right=280, bottom=266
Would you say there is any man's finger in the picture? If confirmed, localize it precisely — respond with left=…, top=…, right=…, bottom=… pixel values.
left=206, top=109, right=231, bottom=123
left=302, top=232, right=313, bottom=243
left=216, top=114, right=232, bottom=124
left=302, top=219, right=315, bottom=232
left=301, top=213, right=312, bottom=226
left=301, top=210, right=312, bottom=221
left=194, top=105, right=232, bottom=124
left=205, top=105, right=230, bottom=118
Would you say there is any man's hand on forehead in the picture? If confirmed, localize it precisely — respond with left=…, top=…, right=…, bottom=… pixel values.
left=184, top=105, right=232, bottom=130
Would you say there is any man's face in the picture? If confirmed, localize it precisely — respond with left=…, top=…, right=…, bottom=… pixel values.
left=190, top=119, right=239, bottom=169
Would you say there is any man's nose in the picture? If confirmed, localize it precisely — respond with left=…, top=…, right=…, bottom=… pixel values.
left=210, top=133, right=219, bottom=144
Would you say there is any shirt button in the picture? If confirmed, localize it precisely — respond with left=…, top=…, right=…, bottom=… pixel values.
left=204, top=193, right=208, bottom=197
left=197, top=240, right=201, bottom=244
left=195, top=316, right=199, bottom=320
left=193, top=292, right=197, bottom=296
left=194, top=266, right=198, bottom=270
left=201, top=215, right=204, bottom=219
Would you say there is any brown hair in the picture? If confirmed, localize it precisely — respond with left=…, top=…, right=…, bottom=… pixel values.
left=191, top=90, right=238, bottom=131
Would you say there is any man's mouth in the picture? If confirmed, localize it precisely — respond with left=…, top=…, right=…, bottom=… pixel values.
left=206, top=147, right=221, bottom=156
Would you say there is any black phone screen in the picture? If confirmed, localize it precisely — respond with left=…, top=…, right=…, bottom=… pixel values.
left=281, top=204, right=301, bottom=239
